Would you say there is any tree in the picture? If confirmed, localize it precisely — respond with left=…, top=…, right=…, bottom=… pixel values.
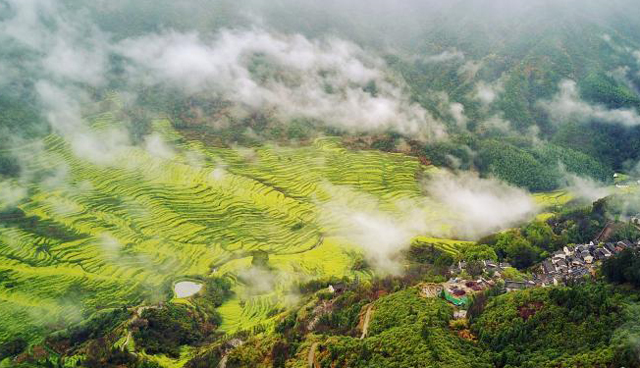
left=505, top=237, right=539, bottom=269
left=434, top=253, right=454, bottom=268
left=251, top=250, right=270, bottom=268
left=467, top=260, right=484, bottom=277
left=202, top=277, right=233, bottom=307
left=522, top=221, right=556, bottom=251
left=602, top=248, right=640, bottom=287
left=0, top=337, right=27, bottom=360
left=461, top=244, right=498, bottom=262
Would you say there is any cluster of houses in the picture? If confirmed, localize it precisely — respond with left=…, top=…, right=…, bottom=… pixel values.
left=494, top=240, right=639, bottom=290
left=535, top=240, right=638, bottom=285
left=450, top=260, right=513, bottom=277
left=445, top=240, right=639, bottom=295
left=444, top=261, right=513, bottom=301
left=449, top=260, right=539, bottom=293
left=436, top=237, right=639, bottom=316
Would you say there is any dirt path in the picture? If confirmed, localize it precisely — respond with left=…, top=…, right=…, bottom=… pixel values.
left=308, top=342, right=319, bottom=368
left=360, top=304, right=374, bottom=339
left=218, top=355, right=229, bottom=368
left=118, top=305, right=160, bottom=354
left=218, top=339, right=244, bottom=368
left=307, top=300, right=333, bottom=331
left=594, top=222, right=615, bottom=243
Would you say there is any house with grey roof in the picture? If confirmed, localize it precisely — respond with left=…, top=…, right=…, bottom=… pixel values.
left=542, top=260, right=556, bottom=274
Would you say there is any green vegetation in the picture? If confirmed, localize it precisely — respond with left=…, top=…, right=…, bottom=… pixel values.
left=48, top=308, right=132, bottom=348
left=478, top=221, right=564, bottom=270
left=0, top=112, right=471, bottom=350
left=134, top=304, right=205, bottom=358
left=180, top=276, right=640, bottom=368
left=472, top=283, right=638, bottom=367
left=418, top=135, right=612, bottom=192
left=552, top=121, right=640, bottom=172
left=579, top=72, right=640, bottom=110
left=460, top=244, right=498, bottom=262
left=314, top=289, right=489, bottom=368
left=602, top=248, right=640, bottom=287
left=474, top=140, right=611, bottom=192
left=3, top=112, right=632, bottom=364
left=476, top=140, right=558, bottom=191
left=477, top=195, right=640, bottom=269
left=205, top=284, right=491, bottom=368
left=411, top=237, right=472, bottom=257
left=7, top=2, right=640, bottom=366
left=0, top=338, right=27, bottom=361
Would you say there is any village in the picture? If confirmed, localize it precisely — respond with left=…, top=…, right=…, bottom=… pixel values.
left=433, top=239, right=640, bottom=313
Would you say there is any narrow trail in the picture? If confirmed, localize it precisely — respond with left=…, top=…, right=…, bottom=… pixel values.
left=360, top=304, right=374, bottom=339
left=307, top=300, right=334, bottom=331
left=308, top=342, right=319, bottom=368
left=218, top=355, right=229, bottom=368
left=119, top=305, right=160, bottom=355
left=122, top=331, right=132, bottom=349
left=594, top=222, right=615, bottom=243
left=218, top=339, right=244, bottom=368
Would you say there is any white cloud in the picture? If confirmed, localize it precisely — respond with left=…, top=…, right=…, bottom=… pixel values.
left=477, top=115, right=512, bottom=133
left=144, top=133, right=175, bottom=160
left=318, top=172, right=540, bottom=274
left=319, top=184, right=430, bottom=275
left=423, top=49, right=464, bottom=63
left=474, top=80, right=504, bottom=106
left=1, top=0, right=58, bottom=49
left=541, top=79, right=640, bottom=126
left=35, top=81, right=132, bottom=165
left=633, top=50, right=640, bottom=67
left=449, top=102, right=468, bottom=128
left=338, top=211, right=419, bottom=275
left=238, top=266, right=280, bottom=296
left=562, top=172, right=611, bottom=203
left=458, top=60, right=482, bottom=80
left=608, top=66, right=637, bottom=92
left=42, top=37, right=107, bottom=86
left=116, top=30, right=447, bottom=140
left=2, top=0, right=455, bottom=160
left=2, top=0, right=109, bottom=86
left=425, top=171, right=539, bottom=239
left=69, top=128, right=131, bottom=165
left=0, top=181, right=27, bottom=209
left=2, top=1, right=131, bottom=168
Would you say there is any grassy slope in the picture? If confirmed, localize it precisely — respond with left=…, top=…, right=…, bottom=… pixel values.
left=2, top=109, right=592, bottom=362
left=0, top=108, right=474, bottom=348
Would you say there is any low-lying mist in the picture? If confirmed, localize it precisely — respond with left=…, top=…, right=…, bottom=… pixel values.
left=425, top=171, right=540, bottom=239
left=319, top=172, right=541, bottom=275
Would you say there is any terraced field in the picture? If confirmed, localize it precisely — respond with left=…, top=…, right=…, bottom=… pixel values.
left=0, top=109, right=470, bottom=346
left=5, top=102, right=598, bottom=352
left=533, top=191, right=574, bottom=207
left=411, top=237, right=474, bottom=256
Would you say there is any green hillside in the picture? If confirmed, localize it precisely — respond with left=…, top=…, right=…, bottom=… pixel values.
left=5, top=1, right=640, bottom=367
left=0, top=106, right=473, bottom=347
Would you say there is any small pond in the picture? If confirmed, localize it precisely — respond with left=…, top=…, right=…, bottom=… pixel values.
left=174, top=281, right=203, bottom=298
